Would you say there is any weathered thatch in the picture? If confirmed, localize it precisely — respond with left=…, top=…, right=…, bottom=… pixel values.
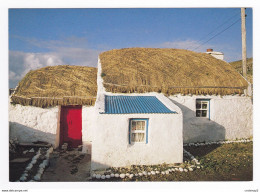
left=11, top=65, right=97, bottom=108
left=100, top=48, right=248, bottom=95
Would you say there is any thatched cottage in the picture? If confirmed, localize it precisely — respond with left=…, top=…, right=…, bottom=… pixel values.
left=99, top=48, right=252, bottom=144
left=9, top=65, right=97, bottom=152
left=9, top=48, right=253, bottom=170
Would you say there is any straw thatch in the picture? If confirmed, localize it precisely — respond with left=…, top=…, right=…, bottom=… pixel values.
left=11, top=65, right=97, bottom=108
left=100, top=48, right=248, bottom=95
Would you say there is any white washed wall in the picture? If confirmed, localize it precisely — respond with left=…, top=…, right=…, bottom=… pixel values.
left=91, top=112, right=183, bottom=170
left=169, top=95, right=253, bottom=143
left=92, top=58, right=183, bottom=170
left=9, top=102, right=59, bottom=148
left=82, top=106, right=96, bottom=154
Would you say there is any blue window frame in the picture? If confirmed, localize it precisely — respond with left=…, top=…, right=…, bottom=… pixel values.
left=196, top=99, right=211, bottom=120
left=129, top=118, right=149, bottom=144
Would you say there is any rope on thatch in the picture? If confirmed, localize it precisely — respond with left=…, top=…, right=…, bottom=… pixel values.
left=103, top=82, right=246, bottom=96
left=11, top=95, right=96, bottom=108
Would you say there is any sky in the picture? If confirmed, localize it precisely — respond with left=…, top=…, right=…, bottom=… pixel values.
left=9, top=8, right=253, bottom=88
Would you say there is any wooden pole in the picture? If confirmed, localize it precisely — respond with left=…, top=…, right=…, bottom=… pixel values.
left=241, top=8, right=247, bottom=79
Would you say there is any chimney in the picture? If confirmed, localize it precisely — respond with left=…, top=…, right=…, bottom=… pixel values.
left=207, top=48, right=213, bottom=52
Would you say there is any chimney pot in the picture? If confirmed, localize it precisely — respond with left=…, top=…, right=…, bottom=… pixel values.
left=207, top=48, right=213, bottom=52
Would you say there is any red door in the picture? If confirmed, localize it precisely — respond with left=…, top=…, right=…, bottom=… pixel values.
left=60, top=106, right=82, bottom=148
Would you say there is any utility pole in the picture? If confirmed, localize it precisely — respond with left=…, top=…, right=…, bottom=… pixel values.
left=241, top=8, right=247, bottom=79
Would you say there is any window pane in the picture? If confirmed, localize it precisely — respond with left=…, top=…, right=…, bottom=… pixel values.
left=135, top=121, right=145, bottom=130
left=141, top=121, right=145, bottom=129
left=196, top=101, right=201, bottom=109
left=132, top=121, right=136, bottom=131
left=202, top=102, right=208, bottom=109
left=196, top=110, right=201, bottom=117
left=137, top=121, right=141, bottom=130
left=131, top=133, right=145, bottom=142
left=202, top=110, right=207, bottom=117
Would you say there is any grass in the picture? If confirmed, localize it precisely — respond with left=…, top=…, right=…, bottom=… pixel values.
left=113, top=142, right=253, bottom=181
left=230, top=58, right=253, bottom=84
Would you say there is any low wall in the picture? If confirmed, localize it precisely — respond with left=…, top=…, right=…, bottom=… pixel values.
left=9, top=103, right=59, bottom=148
left=169, top=95, right=253, bottom=143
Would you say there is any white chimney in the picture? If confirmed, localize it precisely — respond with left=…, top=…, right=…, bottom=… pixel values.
left=205, top=48, right=224, bottom=60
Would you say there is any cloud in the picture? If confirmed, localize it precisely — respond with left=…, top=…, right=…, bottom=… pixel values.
left=9, top=51, right=66, bottom=88
left=159, top=39, right=213, bottom=52
left=159, top=39, right=245, bottom=62
left=9, top=36, right=103, bottom=88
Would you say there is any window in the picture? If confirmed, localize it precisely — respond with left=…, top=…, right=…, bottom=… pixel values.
left=129, top=119, right=148, bottom=144
left=196, top=99, right=210, bottom=119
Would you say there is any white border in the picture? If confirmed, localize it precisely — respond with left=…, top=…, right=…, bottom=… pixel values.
left=1, top=1, right=259, bottom=192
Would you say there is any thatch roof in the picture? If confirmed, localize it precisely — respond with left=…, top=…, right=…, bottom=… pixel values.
left=11, top=65, right=97, bottom=108
left=100, top=48, right=248, bottom=95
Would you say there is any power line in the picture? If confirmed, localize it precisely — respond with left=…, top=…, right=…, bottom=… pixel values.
left=192, top=18, right=241, bottom=51
left=194, top=10, right=240, bottom=45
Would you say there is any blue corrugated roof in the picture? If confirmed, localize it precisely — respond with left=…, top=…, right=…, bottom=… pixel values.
left=103, top=95, right=176, bottom=114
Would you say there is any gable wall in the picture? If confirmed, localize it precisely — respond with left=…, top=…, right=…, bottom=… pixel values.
left=169, top=95, right=253, bottom=143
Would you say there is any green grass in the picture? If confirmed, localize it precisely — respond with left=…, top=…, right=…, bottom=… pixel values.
left=119, top=142, right=253, bottom=181
left=230, top=58, right=253, bottom=84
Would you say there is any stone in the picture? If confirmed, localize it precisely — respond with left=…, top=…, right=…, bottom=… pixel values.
left=129, top=174, right=134, bottom=178
left=10, top=158, right=30, bottom=163
left=39, top=163, right=45, bottom=168
left=23, top=150, right=28, bottom=154
left=184, top=169, right=188, bottom=172
left=105, top=175, right=111, bottom=179
left=135, top=173, right=139, bottom=177
left=38, top=168, right=44, bottom=174
left=197, top=166, right=201, bottom=169
left=161, top=171, right=165, bottom=175
left=101, top=175, right=106, bottom=179
left=92, top=173, right=96, bottom=178
left=179, top=168, right=183, bottom=172
left=110, top=173, right=115, bottom=177
left=138, top=173, right=143, bottom=176
left=148, top=172, right=151, bottom=176
left=26, top=164, right=33, bottom=170
left=155, top=171, right=160, bottom=174
left=115, top=173, right=119, bottom=178
left=126, top=173, right=130, bottom=176
left=19, top=176, right=27, bottom=181
left=120, top=174, right=126, bottom=178
left=33, top=174, right=41, bottom=181
left=142, top=171, right=147, bottom=175
left=165, top=171, right=169, bottom=174
left=96, top=174, right=101, bottom=179
left=188, top=168, right=193, bottom=172
left=31, top=160, right=37, bottom=164
left=29, top=148, right=35, bottom=153
left=151, top=171, right=155, bottom=175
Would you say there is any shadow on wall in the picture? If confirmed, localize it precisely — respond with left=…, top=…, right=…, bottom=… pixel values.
left=91, top=160, right=112, bottom=171
left=9, top=122, right=56, bottom=147
left=169, top=99, right=226, bottom=143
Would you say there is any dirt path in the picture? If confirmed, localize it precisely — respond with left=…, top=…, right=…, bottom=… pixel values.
left=41, top=149, right=91, bottom=181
